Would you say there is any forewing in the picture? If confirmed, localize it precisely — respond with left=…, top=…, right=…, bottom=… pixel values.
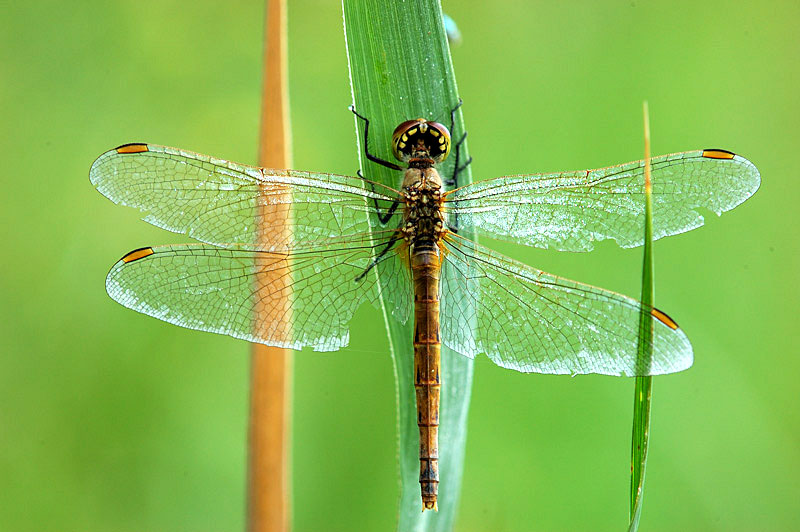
left=106, top=233, right=410, bottom=351
left=90, top=143, right=402, bottom=250
left=445, top=150, right=760, bottom=251
left=439, top=234, right=692, bottom=376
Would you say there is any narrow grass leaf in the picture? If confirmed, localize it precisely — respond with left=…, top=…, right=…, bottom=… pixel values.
left=629, top=101, right=654, bottom=532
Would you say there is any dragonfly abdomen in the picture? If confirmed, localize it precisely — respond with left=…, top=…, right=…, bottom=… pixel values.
left=411, top=247, right=442, bottom=511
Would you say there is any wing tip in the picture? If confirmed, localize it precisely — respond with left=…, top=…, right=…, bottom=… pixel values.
left=90, top=143, right=150, bottom=183
left=702, top=148, right=762, bottom=202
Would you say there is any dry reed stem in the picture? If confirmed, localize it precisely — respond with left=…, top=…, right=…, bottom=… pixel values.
left=247, top=0, right=292, bottom=531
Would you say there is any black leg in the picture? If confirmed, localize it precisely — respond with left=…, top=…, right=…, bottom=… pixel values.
left=448, top=98, right=464, bottom=136
left=445, top=130, right=472, bottom=188
left=350, top=106, right=402, bottom=171
left=444, top=99, right=472, bottom=188
left=357, top=169, right=401, bottom=225
left=444, top=99, right=471, bottom=232
left=355, top=234, right=402, bottom=282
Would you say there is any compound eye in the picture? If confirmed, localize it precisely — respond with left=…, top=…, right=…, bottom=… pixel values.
left=425, top=121, right=451, bottom=162
left=392, top=119, right=426, bottom=161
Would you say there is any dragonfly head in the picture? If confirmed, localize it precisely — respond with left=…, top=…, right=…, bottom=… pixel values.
left=391, top=118, right=451, bottom=165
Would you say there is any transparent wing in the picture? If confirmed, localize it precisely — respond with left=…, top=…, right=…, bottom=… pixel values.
left=106, top=232, right=411, bottom=352
left=439, top=233, right=692, bottom=375
left=445, top=150, right=760, bottom=251
left=90, top=143, right=403, bottom=250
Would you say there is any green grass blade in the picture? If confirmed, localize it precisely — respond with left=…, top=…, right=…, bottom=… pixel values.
left=629, top=102, right=655, bottom=532
left=342, top=1, right=474, bottom=529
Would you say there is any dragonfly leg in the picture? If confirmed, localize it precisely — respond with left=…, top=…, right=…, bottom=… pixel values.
left=444, top=99, right=470, bottom=232
left=355, top=233, right=402, bottom=282
left=447, top=98, right=463, bottom=134
left=446, top=130, right=472, bottom=188
left=350, top=105, right=403, bottom=171
left=444, top=99, right=472, bottom=188
left=357, top=169, right=401, bottom=225
left=445, top=133, right=471, bottom=231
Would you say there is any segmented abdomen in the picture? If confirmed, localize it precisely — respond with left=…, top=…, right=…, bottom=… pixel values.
left=410, top=245, right=442, bottom=511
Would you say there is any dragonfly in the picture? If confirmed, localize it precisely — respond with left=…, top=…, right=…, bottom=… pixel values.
left=90, top=109, right=760, bottom=511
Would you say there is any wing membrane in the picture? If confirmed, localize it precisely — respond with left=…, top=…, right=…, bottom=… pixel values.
left=445, top=150, right=760, bottom=251
left=106, top=233, right=411, bottom=351
left=439, top=233, right=692, bottom=376
left=90, top=144, right=403, bottom=250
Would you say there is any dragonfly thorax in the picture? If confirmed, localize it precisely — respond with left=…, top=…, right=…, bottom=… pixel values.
left=392, top=118, right=451, bottom=165
left=402, top=173, right=446, bottom=246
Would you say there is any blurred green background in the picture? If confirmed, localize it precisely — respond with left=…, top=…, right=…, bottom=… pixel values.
left=2, top=1, right=797, bottom=530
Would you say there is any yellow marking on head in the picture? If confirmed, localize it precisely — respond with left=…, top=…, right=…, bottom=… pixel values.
left=116, top=143, right=149, bottom=154
left=407, top=128, right=418, bottom=136
left=702, top=149, right=735, bottom=160
left=122, top=247, right=155, bottom=263
left=651, top=308, right=679, bottom=330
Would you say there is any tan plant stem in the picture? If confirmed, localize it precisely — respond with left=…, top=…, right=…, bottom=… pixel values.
left=247, top=0, right=292, bottom=531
